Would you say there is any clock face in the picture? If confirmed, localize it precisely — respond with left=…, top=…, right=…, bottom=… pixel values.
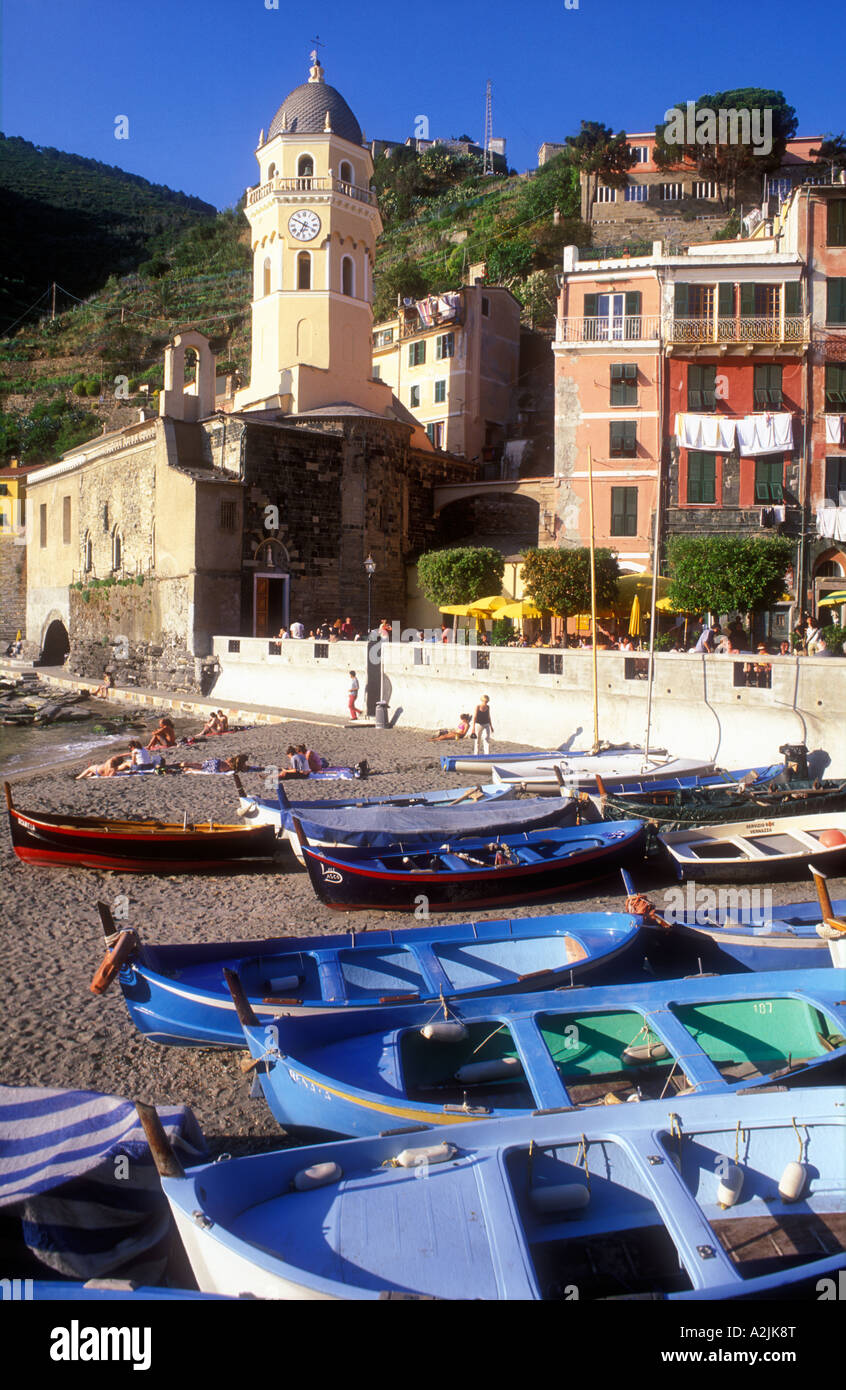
left=288, top=209, right=321, bottom=242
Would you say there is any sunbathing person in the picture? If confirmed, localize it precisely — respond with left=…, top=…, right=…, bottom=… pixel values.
left=201, top=712, right=222, bottom=736
left=92, top=671, right=115, bottom=699
left=430, top=713, right=472, bottom=742
left=76, top=752, right=130, bottom=779
left=179, top=753, right=250, bottom=774
left=147, top=717, right=177, bottom=750
left=278, top=744, right=310, bottom=779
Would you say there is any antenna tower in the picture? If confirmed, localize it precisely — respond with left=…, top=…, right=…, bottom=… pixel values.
left=483, top=80, right=493, bottom=176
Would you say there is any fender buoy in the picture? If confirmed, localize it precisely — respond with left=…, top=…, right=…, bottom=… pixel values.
left=778, top=1161, right=808, bottom=1203
left=90, top=930, right=138, bottom=995
left=455, top=1057, right=523, bottom=1084
left=420, top=1022, right=469, bottom=1043
left=622, top=1041, right=669, bottom=1064
left=265, top=975, right=303, bottom=993
left=529, top=1185, right=590, bottom=1215
left=717, top=1163, right=744, bottom=1209
left=394, top=1142, right=457, bottom=1169
left=818, top=828, right=846, bottom=848
left=293, top=1161, right=342, bottom=1191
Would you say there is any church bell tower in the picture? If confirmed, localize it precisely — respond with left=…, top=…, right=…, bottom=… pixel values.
left=234, top=53, right=387, bottom=415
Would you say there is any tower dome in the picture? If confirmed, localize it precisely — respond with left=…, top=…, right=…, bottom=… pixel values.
left=267, top=58, right=363, bottom=146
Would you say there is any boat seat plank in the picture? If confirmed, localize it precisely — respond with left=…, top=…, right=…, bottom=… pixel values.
left=316, top=957, right=347, bottom=1004
left=407, top=945, right=460, bottom=1000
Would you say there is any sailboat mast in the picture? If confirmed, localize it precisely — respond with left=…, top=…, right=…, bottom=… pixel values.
left=587, top=445, right=599, bottom=753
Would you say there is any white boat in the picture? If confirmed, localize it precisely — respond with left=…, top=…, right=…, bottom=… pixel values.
left=487, top=753, right=716, bottom=795
left=659, top=812, right=846, bottom=884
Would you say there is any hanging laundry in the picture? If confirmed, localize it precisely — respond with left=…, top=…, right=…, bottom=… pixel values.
left=825, top=415, right=844, bottom=446
left=675, top=413, right=736, bottom=451
left=736, top=413, right=794, bottom=456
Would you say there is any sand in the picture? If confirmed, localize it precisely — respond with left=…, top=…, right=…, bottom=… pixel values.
left=2, top=714, right=844, bottom=1158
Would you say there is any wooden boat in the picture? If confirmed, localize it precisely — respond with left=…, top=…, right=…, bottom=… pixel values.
left=228, top=967, right=846, bottom=1139
left=235, top=777, right=514, bottom=834
left=279, top=790, right=578, bottom=865
left=444, top=749, right=716, bottom=787
left=296, top=817, right=648, bottom=913
left=3, top=782, right=277, bottom=872
left=594, top=775, right=846, bottom=832
left=93, top=904, right=647, bottom=1044
left=150, top=1087, right=846, bottom=1300
left=622, top=869, right=846, bottom=973
left=659, top=811, right=846, bottom=883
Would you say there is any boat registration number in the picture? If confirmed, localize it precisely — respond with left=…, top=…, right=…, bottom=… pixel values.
left=743, top=821, right=775, bottom=834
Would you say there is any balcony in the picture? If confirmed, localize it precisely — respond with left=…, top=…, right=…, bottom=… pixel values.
left=246, top=176, right=376, bottom=208
left=555, top=314, right=661, bottom=344
left=667, top=315, right=810, bottom=348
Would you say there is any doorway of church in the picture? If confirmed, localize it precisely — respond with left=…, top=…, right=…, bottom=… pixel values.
left=253, top=573, right=290, bottom=638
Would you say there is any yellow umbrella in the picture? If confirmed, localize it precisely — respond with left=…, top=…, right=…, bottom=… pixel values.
left=613, top=573, right=670, bottom=615
left=438, top=596, right=508, bottom=618
left=819, top=591, right=846, bottom=606
left=628, top=592, right=642, bottom=637
left=498, top=599, right=545, bottom=620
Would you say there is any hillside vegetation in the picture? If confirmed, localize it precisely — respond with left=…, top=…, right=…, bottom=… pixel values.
left=0, top=142, right=593, bottom=465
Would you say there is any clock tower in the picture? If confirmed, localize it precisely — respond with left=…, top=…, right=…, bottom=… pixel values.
left=234, top=54, right=389, bottom=416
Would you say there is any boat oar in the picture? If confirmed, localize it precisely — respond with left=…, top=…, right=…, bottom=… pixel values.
left=446, top=787, right=481, bottom=806
left=134, top=1102, right=186, bottom=1179
left=222, top=970, right=270, bottom=1074
left=810, top=864, right=846, bottom=935
left=3, top=781, right=14, bottom=814
left=90, top=902, right=139, bottom=994
left=619, top=867, right=674, bottom=930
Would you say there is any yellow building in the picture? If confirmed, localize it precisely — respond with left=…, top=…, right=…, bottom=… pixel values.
left=235, top=53, right=402, bottom=420
left=0, top=460, right=37, bottom=644
left=371, top=283, right=521, bottom=461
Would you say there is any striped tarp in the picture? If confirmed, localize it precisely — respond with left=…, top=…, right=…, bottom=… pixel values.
left=0, top=1085, right=206, bottom=1281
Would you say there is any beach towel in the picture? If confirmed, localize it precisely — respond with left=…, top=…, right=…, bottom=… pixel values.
left=0, top=1085, right=206, bottom=1282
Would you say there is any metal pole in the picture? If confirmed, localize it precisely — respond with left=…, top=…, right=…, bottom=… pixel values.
left=587, top=445, right=599, bottom=753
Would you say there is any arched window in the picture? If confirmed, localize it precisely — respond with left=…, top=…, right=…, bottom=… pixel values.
left=339, top=161, right=353, bottom=186
left=111, top=528, right=122, bottom=573
left=263, top=257, right=272, bottom=296
left=267, top=162, right=276, bottom=180
left=297, top=154, right=314, bottom=184
left=341, top=255, right=354, bottom=297
left=297, top=252, right=312, bottom=290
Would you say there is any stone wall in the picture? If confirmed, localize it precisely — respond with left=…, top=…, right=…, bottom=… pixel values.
left=66, top=578, right=212, bottom=693
left=0, top=539, right=26, bottom=642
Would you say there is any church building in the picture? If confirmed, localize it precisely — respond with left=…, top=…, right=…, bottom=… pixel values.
left=23, top=55, right=472, bottom=690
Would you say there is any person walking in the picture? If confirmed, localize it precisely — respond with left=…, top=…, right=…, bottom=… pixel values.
left=470, top=695, right=493, bottom=754
left=348, top=671, right=361, bottom=720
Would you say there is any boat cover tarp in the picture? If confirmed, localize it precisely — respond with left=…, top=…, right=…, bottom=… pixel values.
left=0, top=1086, right=206, bottom=1281
left=293, top=797, right=576, bottom=848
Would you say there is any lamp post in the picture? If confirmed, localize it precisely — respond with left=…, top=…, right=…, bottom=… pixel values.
left=364, top=554, right=375, bottom=638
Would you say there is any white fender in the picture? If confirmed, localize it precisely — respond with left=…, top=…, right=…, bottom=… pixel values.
left=622, top=1041, right=669, bottom=1064
left=778, top=1161, right=808, bottom=1203
left=420, top=1022, right=469, bottom=1043
left=455, top=1057, right=523, bottom=1084
left=394, top=1142, right=457, bottom=1169
left=529, top=1185, right=591, bottom=1215
left=293, top=1161, right=343, bottom=1191
left=717, top=1163, right=744, bottom=1209
left=266, top=975, right=302, bottom=992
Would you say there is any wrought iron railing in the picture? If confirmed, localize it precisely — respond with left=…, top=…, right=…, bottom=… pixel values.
left=555, top=315, right=661, bottom=343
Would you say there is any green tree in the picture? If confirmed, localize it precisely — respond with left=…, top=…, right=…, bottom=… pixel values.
left=417, top=547, right=505, bottom=606
left=565, top=122, right=637, bottom=213
left=372, top=258, right=431, bottom=322
left=521, top=547, right=620, bottom=616
left=666, top=536, right=793, bottom=616
left=810, top=133, right=846, bottom=171
left=653, top=89, right=798, bottom=205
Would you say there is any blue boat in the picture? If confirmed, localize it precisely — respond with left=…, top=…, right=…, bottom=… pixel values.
left=99, top=908, right=647, bottom=1045
left=621, top=870, right=846, bottom=973
left=20, top=1282, right=231, bottom=1301
left=228, top=967, right=846, bottom=1138
left=236, top=778, right=513, bottom=836
left=297, top=818, right=648, bottom=912
left=156, top=1087, right=846, bottom=1300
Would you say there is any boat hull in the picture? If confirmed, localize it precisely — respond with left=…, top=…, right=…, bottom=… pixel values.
left=300, top=822, right=648, bottom=913
left=6, top=799, right=277, bottom=872
left=114, top=913, right=646, bottom=1045
left=660, top=812, right=846, bottom=883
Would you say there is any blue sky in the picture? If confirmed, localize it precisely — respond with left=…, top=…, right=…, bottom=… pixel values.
left=1, top=0, right=843, bottom=209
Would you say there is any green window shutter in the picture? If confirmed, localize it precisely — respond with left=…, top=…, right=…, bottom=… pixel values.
left=740, top=283, right=755, bottom=316
left=784, top=281, right=801, bottom=315
left=624, top=291, right=641, bottom=316
left=827, top=279, right=846, bottom=324
left=611, top=487, right=638, bottom=536
left=584, top=293, right=598, bottom=318
left=718, top=282, right=734, bottom=316
left=674, top=283, right=689, bottom=316
left=687, top=452, right=715, bottom=505
left=828, top=201, right=846, bottom=247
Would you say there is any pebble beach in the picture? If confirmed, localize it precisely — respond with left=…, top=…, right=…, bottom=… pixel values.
left=2, top=706, right=844, bottom=1161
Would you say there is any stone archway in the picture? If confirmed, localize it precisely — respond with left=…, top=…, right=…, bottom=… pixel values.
left=39, top=617, right=70, bottom=666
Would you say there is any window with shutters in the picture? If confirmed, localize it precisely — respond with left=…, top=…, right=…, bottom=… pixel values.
left=660, top=182, right=684, bottom=200
left=827, top=201, right=846, bottom=247
left=686, top=452, right=716, bottom=504
left=693, top=180, right=719, bottom=198
left=755, top=457, right=784, bottom=503
left=826, top=364, right=846, bottom=412
left=610, top=487, right=638, bottom=536
left=610, top=362, right=638, bottom=406
left=39, top=503, right=47, bottom=548
left=408, top=340, right=425, bottom=367
left=426, top=422, right=444, bottom=448
left=826, top=279, right=846, bottom=325
left=624, top=184, right=648, bottom=202
left=434, top=379, right=446, bottom=403
left=584, top=292, right=642, bottom=341
left=594, top=185, right=616, bottom=202
left=609, top=421, right=637, bottom=457
left=754, top=364, right=783, bottom=408
left=410, top=385, right=420, bottom=407
left=688, top=365, right=717, bottom=411
left=62, top=495, right=71, bottom=545
left=435, top=332, right=454, bottom=360
left=629, top=146, right=649, bottom=163
left=825, top=457, right=846, bottom=506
